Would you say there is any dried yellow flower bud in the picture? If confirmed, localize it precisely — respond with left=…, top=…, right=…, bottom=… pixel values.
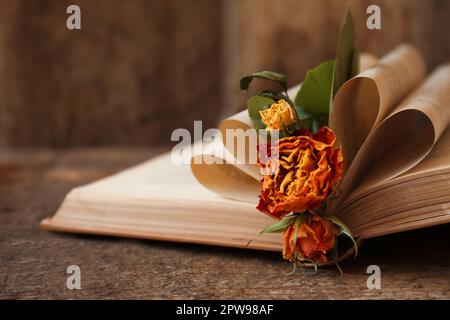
left=259, top=99, right=297, bottom=133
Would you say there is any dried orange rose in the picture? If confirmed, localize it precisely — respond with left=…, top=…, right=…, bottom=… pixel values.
left=257, top=126, right=343, bottom=219
left=283, top=214, right=339, bottom=263
left=259, top=99, right=297, bottom=133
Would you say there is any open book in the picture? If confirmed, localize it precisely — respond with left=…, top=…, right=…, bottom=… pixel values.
left=42, top=44, right=450, bottom=252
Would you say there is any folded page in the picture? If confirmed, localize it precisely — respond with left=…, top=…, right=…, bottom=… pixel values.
left=333, top=64, right=450, bottom=213
left=330, top=44, right=426, bottom=169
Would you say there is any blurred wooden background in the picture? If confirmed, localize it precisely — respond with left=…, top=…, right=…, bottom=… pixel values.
left=0, top=0, right=448, bottom=147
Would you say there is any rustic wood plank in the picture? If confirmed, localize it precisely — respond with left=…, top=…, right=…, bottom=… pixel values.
left=0, top=149, right=449, bottom=299
left=1, top=1, right=450, bottom=147
left=0, top=0, right=221, bottom=147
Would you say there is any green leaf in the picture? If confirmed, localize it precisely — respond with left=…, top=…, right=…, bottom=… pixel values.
left=325, top=215, right=359, bottom=257
left=294, top=60, right=335, bottom=117
left=262, top=216, right=297, bottom=234
left=332, top=7, right=359, bottom=98
left=311, top=117, right=327, bottom=133
left=240, top=71, right=288, bottom=91
left=246, top=215, right=296, bottom=246
left=294, top=119, right=312, bottom=131
left=295, top=108, right=314, bottom=120
left=311, top=118, right=320, bottom=134
left=292, top=109, right=314, bottom=131
left=258, top=90, right=293, bottom=106
left=247, top=95, right=275, bottom=129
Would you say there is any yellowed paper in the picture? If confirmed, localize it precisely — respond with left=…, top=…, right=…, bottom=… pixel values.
left=332, top=64, right=450, bottom=212
left=330, top=44, right=426, bottom=169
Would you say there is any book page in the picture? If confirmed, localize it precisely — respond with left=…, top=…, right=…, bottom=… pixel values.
left=357, top=204, right=450, bottom=239
left=42, top=153, right=282, bottom=252
left=331, top=63, right=450, bottom=213
left=330, top=127, right=450, bottom=215
left=330, top=44, right=426, bottom=169
left=402, top=108, right=450, bottom=175
left=190, top=138, right=261, bottom=203
left=341, top=173, right=450, bottom=229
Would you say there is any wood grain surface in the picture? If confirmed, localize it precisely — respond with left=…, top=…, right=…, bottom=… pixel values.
left=1, top=0, right=449, bottom=147
left=0, top=0, right=222, bottom=147
left=0, top=149, right=449, bottom=299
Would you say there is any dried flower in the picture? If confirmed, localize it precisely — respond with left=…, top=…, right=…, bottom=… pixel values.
left=259, top=99, right=297, bottom=133
left=283, top=214, right=339, bottom=263
left=257, top=127, right=343, bottom=219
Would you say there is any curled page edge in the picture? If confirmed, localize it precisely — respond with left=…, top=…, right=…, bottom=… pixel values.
left=190, top=139, right=261, bottom=203
left=330, top=44, right=427, bottom=169
left=332, top=63, right=450, bottom=214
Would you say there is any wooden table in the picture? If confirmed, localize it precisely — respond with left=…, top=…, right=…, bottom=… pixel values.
left=0, top=149, right=449, bottom=299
